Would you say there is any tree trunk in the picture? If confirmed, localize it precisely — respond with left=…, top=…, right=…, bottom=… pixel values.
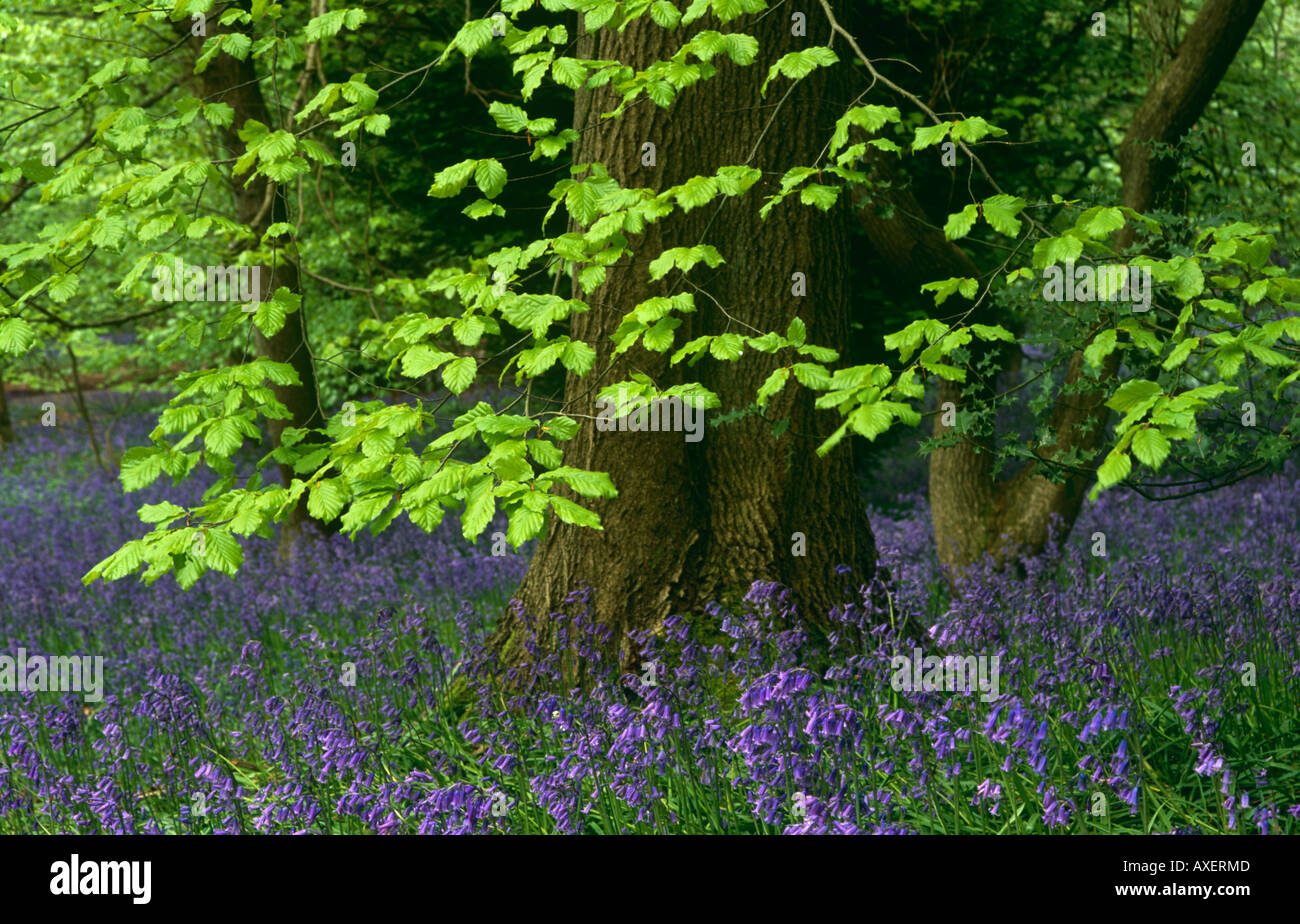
left=958, top=0, right=1270, bottom=569
left=179, top=25, right=329, bottom=553
left=1115, top=0, right=1268, bottom=237
left=856, top=0, right=1266, bottom=575
left=0, top=369, right=14, bottom=448
left=493, top=6, right=888, bottom=671
left=852, top=156, right=1015, bottom=571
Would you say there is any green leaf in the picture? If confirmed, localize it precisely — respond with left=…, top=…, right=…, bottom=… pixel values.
left=971, top=323, right=1013, bottom=342
left=912, top=122, right=951, bottom=151
left=548, top=494, right=601, bottom=528
left=1080, top=206, right=1125, bottom=238
left=551, top=57, right=586, bottom=89
left=205, top=417, right=243, bottom=456
left=475, top=158, right=508, bottom=199
left=19, top=158, right=55, bottom=184
left=1161, top=337, right=1199, bottom=370
left=461, top=475, right=497, bottom=539
left=944, top=204, right=977, bottom=241
left=848, top=401, right=895, bottom=440
left=453, top=316, right=485, bottom=346
left=1106, top=379, right=1162, bottom=413
left=202, top=528, right=243, bottom=576
left=91, top=213, right=127, bottom=249
left=452, top=18, right=496, bottom=57
left=527, top=438, right=563, bottom=469
left=259, top=130, right=297, bottom=162
left=792, top=362, right=830, bottom=390
left=488, top=102, right=529, bottom=133
left=561, top=340, right=596, bottom=375
left=544, top=466, right=617, bottom=498
left=1131, top=427, right=1170, bottom=470
left=674, top=175, right=718, bottom=212
left=919, top=277, right=975, bottom=306
left=139, top=501, right=186, bottom=525
left=137, top=213, right=176, bottom=244
left=0, top=318, right=35, bottom=354
left=650, top=0, right=682, bottom=28
left=786, top=317, right=806, bottom=346
left=1083, top=328, right=1117, bottom=372
left=709, top=333, right=744, bottom=361
left=1213, top=342, right=1246, bottom=379
left=119, top=447, right=165, bottom=491
left=1241, top=328, right=1289, bottom=366
left=442, top=356, right=477, bottom=394
left=428, top=159, right=477, bottom=198
left=646, top=81, right=676, bottom=108
left=980, top=195, right=1025, bottom=236
left=506, top=504, right=546, bottom=545
left=642, top=317, right=681, bottom=352
left=401, top=345, right=454, bottom=378
left=761, top=47, right=838, bottom=96
left=463, top=199, right=505, bottom=219
left=1032, top=235, right=1083, bottom=269
left=721, top=32, right=758, bottom=64
left=565, top=179, right=602, bottom=224
left=186, top=216, right=214, bottom=239
left=543, top=416, right=580, bottom=440
left=252, top=297, right=289, bottom=337
left=830, top=105, right=901, bottom=154
left=949, top=116, right=1005, bottom=144
left=407, top=502, right=445, bottom=531
left=797, top=343, right=839, bottom=362
left=799, top=184, right=839, bottom=211
left=1170, top=257, right=1205, bottom=301
left=1242, top=279, right=1269, bottom=305
left=756, top=367, right=790, bottom=407
left=1095, top=448, right=1131, bottom=491
left=340, top=492, right=392, bottom=536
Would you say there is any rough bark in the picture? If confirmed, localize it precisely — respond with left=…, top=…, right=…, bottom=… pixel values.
left=492, top=6, right=889, bottom=671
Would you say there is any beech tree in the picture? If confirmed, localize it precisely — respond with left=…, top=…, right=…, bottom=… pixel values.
left=2, top=0, right=1297, bottom=669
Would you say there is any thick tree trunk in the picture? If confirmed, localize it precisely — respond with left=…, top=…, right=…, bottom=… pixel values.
left=493, top=6, right=887, bottom=671
left=179, top=25, right=328, bottom=552
left=856, top=0, right=1266, bottom=575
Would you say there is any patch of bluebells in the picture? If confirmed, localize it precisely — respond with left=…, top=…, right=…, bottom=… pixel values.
left=0, top=394, right=1297, bottom=833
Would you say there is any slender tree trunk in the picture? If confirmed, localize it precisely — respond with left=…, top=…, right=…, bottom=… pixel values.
left=1115, top=0, right=1267, bottom=233
left=492, top=6, right=891, bottom=671
left=178, top=25, right=329, bottom=553
left=65, top=344, right=108, bottom=474
left=0, top=369, right=14, bottom=448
